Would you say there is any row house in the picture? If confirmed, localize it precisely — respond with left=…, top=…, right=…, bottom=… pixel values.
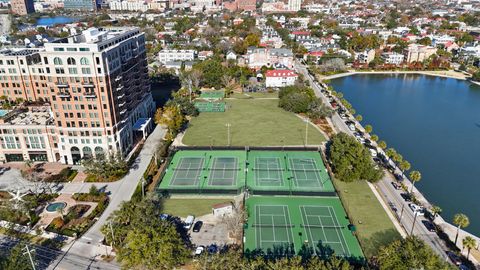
left=158, top=49, right=197, bottom=64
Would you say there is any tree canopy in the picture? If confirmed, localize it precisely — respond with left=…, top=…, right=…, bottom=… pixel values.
left=327, top=133, right=383, bottom=182
left=376, top=236, right=454, bottom=270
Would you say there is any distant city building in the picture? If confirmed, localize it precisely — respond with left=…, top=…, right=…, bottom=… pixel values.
left=0, top=27, right=155, bottom=164
left=63, top=0, right=97, bottom=10
left=265, top=69, right=298, bottom=88
left=10, top=0, right=34, bottom=15
left=158, top=49, right=196, bottom=64
left=246, top=47, right=294, bottom=70
left=381, top=52, right=404, bottom=65
left=223, top=0, right=256, bottom=12
left=287, top=0, right=301, bottom=12
left=355, top=49, right=376, bottom=64
left=404, top=44, right=437, bottom=63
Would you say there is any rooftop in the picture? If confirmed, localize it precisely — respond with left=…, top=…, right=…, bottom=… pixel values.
left=0, top=107, right=53, bottom=126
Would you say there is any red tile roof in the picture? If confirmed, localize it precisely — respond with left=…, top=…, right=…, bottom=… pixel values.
left=266, top=70, right=298, bottom=78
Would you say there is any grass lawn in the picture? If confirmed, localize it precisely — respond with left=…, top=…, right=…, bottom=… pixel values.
left=183, top=99, right=325, bottom=146
left=229, top=92, right=279, bottom=99
left=162, top=198, right=233, bottom=218
left=333, top=178, right=401, bottom=257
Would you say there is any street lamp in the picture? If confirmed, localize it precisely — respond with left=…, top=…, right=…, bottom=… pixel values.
left=226, top=123, right=231, bottom=146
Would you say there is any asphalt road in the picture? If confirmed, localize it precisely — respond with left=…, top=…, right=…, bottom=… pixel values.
left=295, top=61, right=451, bottom=261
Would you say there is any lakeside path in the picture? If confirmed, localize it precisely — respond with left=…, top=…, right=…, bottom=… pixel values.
left=320, top=70, right=470, bottom=81
left=296, top=60, right=480, bottom=267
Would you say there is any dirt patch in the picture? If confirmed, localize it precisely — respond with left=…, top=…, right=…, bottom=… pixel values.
left=314, top=118, right=334, bottom=138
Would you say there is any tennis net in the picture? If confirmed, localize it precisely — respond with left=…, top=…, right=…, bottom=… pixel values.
left=300, top=224, right=344, bottom=229
left=251, top=224, right=295, bottom=228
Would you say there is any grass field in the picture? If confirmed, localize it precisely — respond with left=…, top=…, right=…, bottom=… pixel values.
left=332, top=178, right=401, bottom=257
left=162, top=198, right=233, bottom=218
left=229, top=92, right=279, bottom=99
left=183, top=99, right=325, bottom=146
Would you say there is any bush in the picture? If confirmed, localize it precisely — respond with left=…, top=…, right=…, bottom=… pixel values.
left=44, top=168, right=77, bottom=182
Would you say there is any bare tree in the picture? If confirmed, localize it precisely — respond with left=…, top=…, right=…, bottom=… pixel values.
left=223, top=201, right=247, bottom=242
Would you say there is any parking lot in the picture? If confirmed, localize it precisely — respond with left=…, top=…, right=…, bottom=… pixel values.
left=189, top=221, right=231, bottom=247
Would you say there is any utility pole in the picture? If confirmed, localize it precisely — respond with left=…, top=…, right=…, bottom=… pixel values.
left=23, top=245, right=36, bottom=270
left=141, top=177, right=145, bottom=199
left=226, top=123, right=231, bottom=146
left=410, top=212, right=418, bottom=236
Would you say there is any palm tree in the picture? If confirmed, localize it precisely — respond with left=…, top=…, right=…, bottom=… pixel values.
left=378, top=140, right=387, bottom=150
left=370, top=134, right=379, bottom=142
left=393, top=153, right=403, bottom=164
left=462, top=236, right=476, bottom=260
left=364, top=125, right=373, bottom=134
left=385, top=148, right=397, bottom=161
left=453, top=213, right=470, bottom=245
left=355, top=114, right=363, bottom=122
left=399, top=160, right=411, bottom=177
left=430, top=205, right=442, bottom=221
left=409, top=170, right=421, bottom=193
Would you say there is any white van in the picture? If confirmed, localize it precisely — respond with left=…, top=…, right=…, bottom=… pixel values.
left=184, top=215, right=195, bottom=230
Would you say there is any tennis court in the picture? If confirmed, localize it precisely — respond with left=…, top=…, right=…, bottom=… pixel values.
left=253, top=205, right=295, bottom=253
left=207, top=157, right=240, bottom=186
left=194, top=101, right=226, bottom=112
left=300, top=205, right=350, bottom=256
left=246, top=151, right=335, bottom=195
left=157, top=150, right=246, bottom=193
left=244, top=196, right=363, bottom=258
left=199, top=90, right=225, bottom=100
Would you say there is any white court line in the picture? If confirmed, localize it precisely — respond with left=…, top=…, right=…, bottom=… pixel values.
left=326, top=206, right=347, bottom=255
left=285, top=206, right=295, bottom=250
left=300, top=205, right=317, bottom=255
left=328, top=206, right=351, bottom=256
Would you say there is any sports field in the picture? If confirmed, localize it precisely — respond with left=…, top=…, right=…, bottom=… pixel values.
left=244, top=196, right=363, bottom=258
left=182, top=99, right=325, bottom=146
left=157, top=150, right=246, bottom=193
left=246, top=151, right=335, bottom=195
left=199, top=90, right=225, bottom=100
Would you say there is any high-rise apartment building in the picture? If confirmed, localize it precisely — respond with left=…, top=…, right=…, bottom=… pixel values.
left=0, top=27, right=155, bottom=164
left=10, top=0, right=35, bottom=15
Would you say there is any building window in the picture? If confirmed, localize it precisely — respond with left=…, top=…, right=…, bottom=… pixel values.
left=53, top=57, right=63, bottom=65
left=67, top=57, right=76, bottom=65
left=80, top=57, right=89, bottom=65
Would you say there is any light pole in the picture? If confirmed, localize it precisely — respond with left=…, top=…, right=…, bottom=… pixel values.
left=141, top=177, right=146, bottom=199
left=410, top=212, right=418, bottom=236
left=226, top=123, right=231, bottom=146
left=303, top=118, right=309, bottom=146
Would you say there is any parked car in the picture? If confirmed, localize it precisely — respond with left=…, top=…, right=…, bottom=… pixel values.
left=394, top=173, right=404, bottom=181
left=184, top=215, right=195, bottom=230
left=207, top=244, right=218, bottom=254
left=388, top=201, right=397, bottom=212
left=401, top=193, right=412, bottom=202
left=422, top=220, right=436, bottom=232
left=195, top=246, right=205, bottom=256
left=446, top=251, right=462, bottom=266
left=193, top=221, right=203, bottom=233
left=391, top=181, right=401, bottom=190
left=408, top=203, right=425, bottom=216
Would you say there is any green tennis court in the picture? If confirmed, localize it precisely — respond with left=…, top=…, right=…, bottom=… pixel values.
left=253, top=205, right=295, bottom=253
left=199, top=90, right=225, bottom=100
left=246, top=151, right=335, bottom=195
left=170, top=157, right=205, bottom=186
left=157, top=150, right=246, bottom=193
left=300, top=205, right=350, bottom=256
left=207, top=157, right=240, bottom=186
left=244, top=196, right=363, bottom=258
left=194, top=101, right=226, bottom=112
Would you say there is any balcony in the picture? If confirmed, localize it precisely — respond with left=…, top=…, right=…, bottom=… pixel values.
left=57, top=91, right=70, bottom=98
left=83, top=92, right=96, bottom=98
left=117, top=94, right=125, bottom=100
left=115, top=75, right=122, bottom=82
left=118, top=102, right=126, bottom=107
left=116, top=85, right=124, bottom=91
left=82, top=82, right=95, bottom=88
left=56, top=82, right=69, bottom=88
left=120, top=109, right=127, bottom=115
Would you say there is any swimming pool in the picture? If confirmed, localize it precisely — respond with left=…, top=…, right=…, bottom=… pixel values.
left=0, top=110, right=10, bottom=117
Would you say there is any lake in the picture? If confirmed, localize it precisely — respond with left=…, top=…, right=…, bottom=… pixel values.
left=35, top=16, right=79, bottom=27
left=331, top=74, right=480, bottom=235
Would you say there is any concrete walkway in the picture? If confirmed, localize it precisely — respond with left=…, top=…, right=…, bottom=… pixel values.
left=64, top=125, right=166, bottom=259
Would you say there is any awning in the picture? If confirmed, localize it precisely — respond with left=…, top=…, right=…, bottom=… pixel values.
left=132, top=118, right=151, bottom=131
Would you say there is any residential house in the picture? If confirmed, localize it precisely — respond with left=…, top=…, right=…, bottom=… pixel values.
left=404, top=44, right=437, bottom=63
left=158, top=49, right=196, bottom=64
left=381, top=52, right=404, bottom=65
left=265, top=70, right=298, bottom=88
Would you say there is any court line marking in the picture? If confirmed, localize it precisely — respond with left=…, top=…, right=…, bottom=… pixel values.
left=288, top=158, right=323, bottom=189
left=328, top=206, right=351, bottom=255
